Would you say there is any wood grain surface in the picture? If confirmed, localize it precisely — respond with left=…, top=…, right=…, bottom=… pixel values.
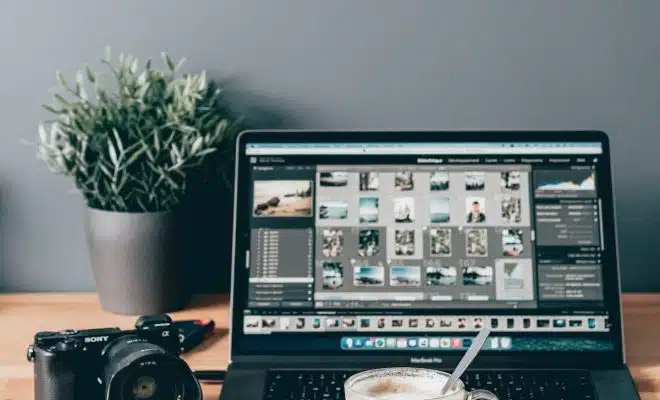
left=1, top=293, right=660, bottom=399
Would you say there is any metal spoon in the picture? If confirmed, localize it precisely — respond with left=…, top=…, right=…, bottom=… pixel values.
left=440, top=327, right=492, bottom=394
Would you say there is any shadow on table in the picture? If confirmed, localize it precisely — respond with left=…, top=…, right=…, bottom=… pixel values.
left=186, top=294, right=231, bottom=310
left=187, top=328, right=229, bottom=356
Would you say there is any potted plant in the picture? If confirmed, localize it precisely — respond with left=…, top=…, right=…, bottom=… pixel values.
left=32, top=48, right=242, bottom=315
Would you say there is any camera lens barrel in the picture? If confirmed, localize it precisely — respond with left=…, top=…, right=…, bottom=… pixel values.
left=103, top=335, right=201, bottom=400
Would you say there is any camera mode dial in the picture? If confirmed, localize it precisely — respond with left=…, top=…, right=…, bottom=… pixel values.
left=53, top=338, right=81, bottom=352
left=35, top=331, right=57, bottom=339
left=135, top=315, right=172, bottom=330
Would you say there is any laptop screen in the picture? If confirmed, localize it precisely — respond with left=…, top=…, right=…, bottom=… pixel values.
left=232, top=134, right=620, bottom=358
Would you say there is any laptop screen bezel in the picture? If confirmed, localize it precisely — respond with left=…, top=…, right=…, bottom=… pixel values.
left=229, top=130, right=624, bottom=369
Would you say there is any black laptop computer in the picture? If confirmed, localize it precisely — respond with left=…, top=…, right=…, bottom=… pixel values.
left=219, top=130, right=640, bottom=400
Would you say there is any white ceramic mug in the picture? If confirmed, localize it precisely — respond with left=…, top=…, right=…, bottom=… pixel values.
left=344, top=367, right=497, bottom=400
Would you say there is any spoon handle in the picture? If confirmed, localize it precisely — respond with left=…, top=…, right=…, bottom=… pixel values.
left=441, top=328, right=491, bottom=395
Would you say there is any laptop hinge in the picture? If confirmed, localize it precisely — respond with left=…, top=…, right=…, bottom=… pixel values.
left=230, top=355, right=622, bottom=370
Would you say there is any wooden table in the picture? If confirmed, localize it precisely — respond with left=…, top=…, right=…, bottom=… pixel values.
left=2, top=293, right=660, bottom=399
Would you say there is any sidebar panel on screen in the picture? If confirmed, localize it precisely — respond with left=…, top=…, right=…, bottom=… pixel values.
left=531, top=163, right=604, bottom=308
left=248, top=166, right=316, bottom=309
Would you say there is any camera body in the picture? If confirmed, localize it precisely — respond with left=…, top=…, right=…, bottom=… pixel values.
left=27, top=315, right=201, bottom=400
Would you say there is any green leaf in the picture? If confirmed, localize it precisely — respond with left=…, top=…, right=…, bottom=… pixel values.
left=162, top=171, right=180, bottom=189
left=112, top=128, right=124, bottom=153
left=190, top=136, right=203, bottom=154
left=84, top=65, right=96, bottom=83
left=116, top=172, right=129, bottom=192
left=42, top=104, right=61, bottom=114
left=215, top=119, right=228, bottom=137
left=124, top=149, right=146, bottom=167
left=53, top=93, right=68, bottom=106
left=107, top=139, right=119, bottom=167
left=198, top=70, right=207, bottom=91
left=162, top=52, right=175, bottom=71
left=56, top=71, right=67, bottom=88
left=76, top=71, right=84, bottom=87
left=138, top=82, right=150, bottom=99
left=99, top=163, right=113, bottom=178
left=38, top=124, right=48, bottom=143
left=175, top=57, right=186, bottom=71
left=143, top=143, right=155, bottom=162
left=172, top=143, right=181, bottom=159
left=195, top=148, right=216, bottom=157
left=153, top=131, right=160, bottom=152
left=180, top=125, right=197, bottom=133
left=135, top=197, right=148, bottom=212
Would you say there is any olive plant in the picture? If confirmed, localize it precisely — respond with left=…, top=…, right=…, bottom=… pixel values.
left=33, top=47, right=241, bottom=212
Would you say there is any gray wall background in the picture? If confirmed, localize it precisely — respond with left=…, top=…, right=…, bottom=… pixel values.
left=1, top=0, right=659, bottom=292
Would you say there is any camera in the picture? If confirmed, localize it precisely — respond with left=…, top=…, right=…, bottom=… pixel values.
left=27, top=314, right=202, bottom=400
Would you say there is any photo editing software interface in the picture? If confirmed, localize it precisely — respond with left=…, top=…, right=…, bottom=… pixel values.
left=240, top=141, right=614, bottom=352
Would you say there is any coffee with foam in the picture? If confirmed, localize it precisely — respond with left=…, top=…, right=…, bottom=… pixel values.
left=345, top=368, right=465, bottom=400
left=350, top=374, right=455, bottom=400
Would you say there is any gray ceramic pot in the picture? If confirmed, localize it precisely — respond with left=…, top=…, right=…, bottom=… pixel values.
left=85, top=207, right=188, bottom=315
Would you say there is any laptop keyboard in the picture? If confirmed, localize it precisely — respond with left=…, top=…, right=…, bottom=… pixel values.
left=264, top=369, right=596, bottom=400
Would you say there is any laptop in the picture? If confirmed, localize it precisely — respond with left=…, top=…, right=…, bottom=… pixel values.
left=219, top=130, right=639, bottom=400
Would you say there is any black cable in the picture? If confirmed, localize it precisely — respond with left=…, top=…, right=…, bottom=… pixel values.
left=194, top=370, right=227, bottom=383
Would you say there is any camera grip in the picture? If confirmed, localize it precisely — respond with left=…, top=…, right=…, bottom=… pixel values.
left=33, top=346, right=77, bottom=400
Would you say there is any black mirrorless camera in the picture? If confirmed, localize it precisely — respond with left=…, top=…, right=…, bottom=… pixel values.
left=27, top=315, right=202, bottom=400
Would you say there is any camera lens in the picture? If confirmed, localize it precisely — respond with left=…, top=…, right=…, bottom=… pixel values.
left=122, top=366, right=173, bottom=400
left=103, top=335, right=201, bottom=400
left=132, top=375, right=156, bottom=398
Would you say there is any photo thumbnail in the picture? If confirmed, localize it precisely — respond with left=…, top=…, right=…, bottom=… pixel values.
left=394, top=197, right=415, bottom=223
left=358, top=229, right=380, bottom=257
left=319, top=201, right=348, bottom=220
left=502, top=229, right=524, bottom=256
left=501, top=171, right=521, bottom=190
left=466, top=197, right=486, bottom=224
left=498, top=260, right=531, bottom=292
left=501, top=196, right=522, bottom=224
left=353, top=266, right=385, bottom=286
left=430, top=172, right=449, bottom=191
left=390, top=266, right=421, bottom=287
left=465, top=228, right=488, bottom=257
left=359, top=197, right=379, bottom=223
left=429, top=228, right=452, bottom=257
left=359, top=172, right=379, bottom=191
left=395, top=172, right=414, bottom=191
left=426, top=265, right=457, bottom=286
left=262, top=318, right=276, bottom=328
left=465, top=172, right=485, bottom=191
left=319, top=172, right=348, bottom=187
left=321, top=229, right=343, bottom=257
left=322, top=262, right=343, bottom=290
left=429, top=197, right=450, bottom=223
left=394, top=229, right=416, bottom=256
left=463, top=265, right=494, bottom=286
left=253, top=180, right=313, bottom=217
